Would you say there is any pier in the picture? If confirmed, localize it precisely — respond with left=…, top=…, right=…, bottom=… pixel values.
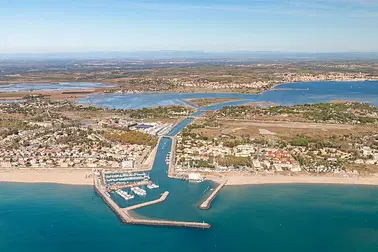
left=168, top=136, right=176, bottom=178
left=168, top=136, right=176, bottom=176
left=125, top=191, right=169, bottom=211
left=199, top=180, right=227, bottom=210
left=162, top=136, right=177, bottom=178
left=94, top=175, right=211, bottom=229
left=106, top=180, right=149, bottom=192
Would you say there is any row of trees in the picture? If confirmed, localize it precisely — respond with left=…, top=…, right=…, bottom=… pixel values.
left=217, top=155, right=253, bottom=168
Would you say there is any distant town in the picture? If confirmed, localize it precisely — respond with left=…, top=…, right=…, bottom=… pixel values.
left=1, top=60, right=378, bottom=95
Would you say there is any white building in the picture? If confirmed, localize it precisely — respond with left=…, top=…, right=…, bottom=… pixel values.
left=188, top=173, right=203, bottom=182
left=121, top=160, right=134, bottom=169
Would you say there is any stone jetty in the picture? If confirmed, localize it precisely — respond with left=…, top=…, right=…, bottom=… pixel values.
left=125, top=191, right=169, bottom=211
left=199, top=180, right=227, bottom=210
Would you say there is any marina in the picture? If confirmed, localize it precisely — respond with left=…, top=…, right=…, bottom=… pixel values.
left=101, top=171, right=151, bottom=191
left=94, top=173, right=211, bottom=229
left=86, top=81, right=378, bottom=229
left=86, top=98, right=240, bottom=229
left=107, top=181, right=149, bottom=192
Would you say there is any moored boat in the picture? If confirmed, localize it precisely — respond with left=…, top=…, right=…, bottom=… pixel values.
left=116, top=189, right=134, bottom=200
left=131, top=186, right=147, bottom=196
left=147, top=182, right=160, bottom=189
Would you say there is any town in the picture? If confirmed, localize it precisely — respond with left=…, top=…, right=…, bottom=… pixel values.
left=1, top=96, right=377, bottom=177
left=0, top=96, right=185, bottom=169
left=173, top=102, right=378, bottom=177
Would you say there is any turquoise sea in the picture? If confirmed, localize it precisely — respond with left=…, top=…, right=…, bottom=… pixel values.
left=1, top=183, right=377, bottom=252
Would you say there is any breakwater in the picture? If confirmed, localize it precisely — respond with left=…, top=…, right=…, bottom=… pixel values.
left=94, top=175, right=211, bottom=229
left=199, top=180, right=227, bottom=210
left=125, top=191, right=169, bottom=211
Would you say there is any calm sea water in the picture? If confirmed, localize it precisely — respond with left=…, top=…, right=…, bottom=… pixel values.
left=77, top=81, right=378, bottom=109
left=0, top=82, right=108, bottom=92
left=0, top=183, right=377, bottom=252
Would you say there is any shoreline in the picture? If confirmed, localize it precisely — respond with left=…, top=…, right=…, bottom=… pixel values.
left=1, top=169, right=378, bottom=187
left=223, top=174, right=378, bottom=186
left=1, top=78, right=376, bottom=105
left=0, top=168, right=94, bottom=186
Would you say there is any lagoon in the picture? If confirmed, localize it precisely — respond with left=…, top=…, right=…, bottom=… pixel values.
left=77, top=81, right=378, bottom=109
left=0, top=82, right=108, bottom=92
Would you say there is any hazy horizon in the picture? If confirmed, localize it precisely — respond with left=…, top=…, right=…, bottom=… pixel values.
left=2, top=51, right=378, bottom=60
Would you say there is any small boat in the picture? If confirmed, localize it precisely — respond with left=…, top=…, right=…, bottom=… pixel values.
left=116, top=189, right=134, bottom=200
left=147, top=182, right=159, bottom=189
left=131, top=187, right=147, bottom=196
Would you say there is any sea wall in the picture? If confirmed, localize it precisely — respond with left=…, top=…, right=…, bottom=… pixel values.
left=199, top=180, right=227, bottom=210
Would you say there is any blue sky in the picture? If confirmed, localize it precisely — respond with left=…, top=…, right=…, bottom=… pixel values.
left=1, top=0, right=378, bottom=53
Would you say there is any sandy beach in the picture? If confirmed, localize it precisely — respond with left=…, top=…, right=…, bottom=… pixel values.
left=2, top=168, right=378, bottom=187
left=0, top=168, right=94, bottom=185
left=225, top=174, right=378, bottom=186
